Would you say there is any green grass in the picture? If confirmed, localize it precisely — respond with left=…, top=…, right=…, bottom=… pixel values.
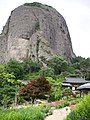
left=0, top=105, right=51, bottom=120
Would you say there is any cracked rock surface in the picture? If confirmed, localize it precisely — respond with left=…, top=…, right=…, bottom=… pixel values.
left=0, top=3, right=75, bottom=63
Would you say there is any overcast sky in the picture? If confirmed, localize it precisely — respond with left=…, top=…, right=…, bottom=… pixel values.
left=0, top=0, right=90, bottom=58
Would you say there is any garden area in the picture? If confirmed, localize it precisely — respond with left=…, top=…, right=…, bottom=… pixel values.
left=0, top=56, right=90, bottom=119
left=66, top=93, right=90, bottom=120
left=0, top=95, right=88, bottom=120
left=0, top=105, right=51, bottom=120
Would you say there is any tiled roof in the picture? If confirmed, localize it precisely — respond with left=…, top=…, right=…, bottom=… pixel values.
left=64, top=77, right=89, bottom=84
left=77, top=83, right=90, bottom=90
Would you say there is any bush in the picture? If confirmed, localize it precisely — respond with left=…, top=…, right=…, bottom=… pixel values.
left=77, top=94, right=90, bottom=119
left=55, top=104, right=64, bottom=109
left=66, top=94, right=90, bottom=120
left=63, top=88, right=72, bottom=94
left=55, top=101, right=70, bottom=109
left=35, top=20, right=40, bottom=31
left=64, top=101, right=70, bottom=107
left=0, top=105, right=50, bottom=120
left=66, top=110, right=79, bottom=120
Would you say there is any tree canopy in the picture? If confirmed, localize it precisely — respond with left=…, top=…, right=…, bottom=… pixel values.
left=47, top=56, right=68, bottom=75
left=20, top=76, right=51, bottom=103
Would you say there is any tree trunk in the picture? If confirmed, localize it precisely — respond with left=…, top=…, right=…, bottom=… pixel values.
left=32, top=98, right=35, bottom=104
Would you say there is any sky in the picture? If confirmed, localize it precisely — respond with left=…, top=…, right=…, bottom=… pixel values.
left=0, top=0, right=90, bottom=58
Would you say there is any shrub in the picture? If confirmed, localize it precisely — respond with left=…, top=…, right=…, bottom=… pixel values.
left=35, top=20, right=40, bottom=31
left=66, top=110, right=79, bottom=120
left=55, top=104, right=64, bottom=109
left=77, top=94, right=90, bottom=119
left=64, top=101, right=70, bottom=107
left=63, top=88, right=72, bottom=94
left=66, top=94, right=90, bottom=120
left=55, top=101, right=70, bottom=109
left=0, top=105, right=50, bottom=120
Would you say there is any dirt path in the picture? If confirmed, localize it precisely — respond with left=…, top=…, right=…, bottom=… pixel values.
left=45, top=107, right=70, bottom=120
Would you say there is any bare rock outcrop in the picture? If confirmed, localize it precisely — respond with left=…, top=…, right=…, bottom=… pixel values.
left=0, top=2, right=75, bottom=63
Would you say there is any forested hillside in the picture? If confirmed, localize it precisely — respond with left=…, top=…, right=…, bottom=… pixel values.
left=0, top=56, right=90, bottom=107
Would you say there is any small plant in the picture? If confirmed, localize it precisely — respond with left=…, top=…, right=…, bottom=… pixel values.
left=64, top=101, right=70, bottom=107
left=66, top=107, right=68, bottom=111
left=55, top=104, right=64, bottom=109
left=36, top=35, right=40, bottom=59
left=55, top=101, right=70, bottom=109
left=35, top=20, right=40, bottom=31
left=63, top=88, right=72, bottom=94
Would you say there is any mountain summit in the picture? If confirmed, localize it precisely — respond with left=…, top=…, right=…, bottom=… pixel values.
left=0, top=2, right=75, bottom=63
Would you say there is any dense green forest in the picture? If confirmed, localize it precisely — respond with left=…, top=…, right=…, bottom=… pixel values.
left=0, top=56, right=90, bottom=108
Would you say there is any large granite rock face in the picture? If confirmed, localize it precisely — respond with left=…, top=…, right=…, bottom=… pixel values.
left=0, top=2, right=75, bottom=63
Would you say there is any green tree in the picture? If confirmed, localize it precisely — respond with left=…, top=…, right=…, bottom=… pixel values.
left=0, top=64, right=23, bottom=107
left=23, top=58, right=42, bottom=74
left=0, top=72, right=21, bottom=107
left=5, top=59, right=24, bottom=79
left=47, top=56, right=68, bottom=75
left=72, top=57, right=90, bottom=79
left=39, top=67, right=55, bottom=77
left=47, top=77, right=63, bottom=100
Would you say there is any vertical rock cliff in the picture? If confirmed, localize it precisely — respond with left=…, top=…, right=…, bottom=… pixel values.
left=0, top=2, right=75, bottom=63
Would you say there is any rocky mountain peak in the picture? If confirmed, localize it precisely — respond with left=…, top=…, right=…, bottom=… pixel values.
left=0, top=2, right=75, bottom=63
